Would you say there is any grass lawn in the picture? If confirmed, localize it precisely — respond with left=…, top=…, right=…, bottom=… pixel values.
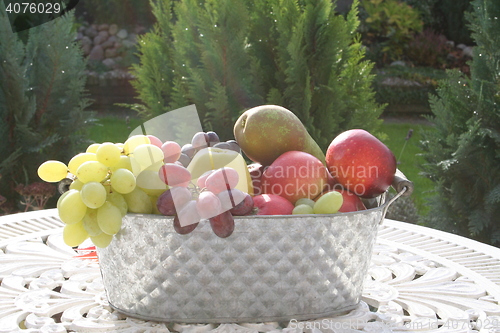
left=88, top=116, right=435, bottom=216
left=88, top=116, right=143, bottom=144
left=380, top=121, right=435, bottom=215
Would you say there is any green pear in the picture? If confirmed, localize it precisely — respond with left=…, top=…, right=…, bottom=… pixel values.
left=233, top=105, right=326, bottom=166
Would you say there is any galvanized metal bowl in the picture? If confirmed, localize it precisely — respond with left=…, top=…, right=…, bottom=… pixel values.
left=96, top=183, right=409, bottom=324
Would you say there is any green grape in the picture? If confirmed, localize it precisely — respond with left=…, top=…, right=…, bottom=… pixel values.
left=144, top=160, right=164, bottom=171
left=129, top=155, right=164, bottom=176
left=123, top=135, right=150, bottom=155
left=63, top=220, right=89, bottom=247
left=68, top=153, right=97, bottom=175
left=295, top=198, right=316, bottom=208
left=150, top=195, right=161, bottom=215
left=37, top=160, right=68, bottom=183
left=82, top=209, right=102, bottom=236
left=69, top=179, right=84, bottom=191
left=107, top=192, right=128, bottom=217
left=91, top=232, right=113, bottom=248
left=57, top=190, right=71, bottom=210
left=86, top=143, right=101, bottom=154
left=110, top=155, right=132, bottom=172
left=58, top=189, right=87, bottom=224
left=136, top=169, right=168, bottom=196
left=76, top=161, right=109, bottom=183
left=132, top=144, right=164, bottom=170
left=110, top=168, right=136, bottom=194
left=292, top=204, right=314, bottom=215
left=129, top=156, right=142, bottom=176
left=313, top=191, right=343, bottom=214
left=96, top=142, right=122, bottom=167
left=97, top=201, right=123, bottom=235
left=80, top=182, right=107, bottom=209
left=123, top=187, right=153, bottom=214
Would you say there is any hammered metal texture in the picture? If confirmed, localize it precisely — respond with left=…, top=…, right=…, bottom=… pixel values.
left=97, top=208, right=384, bottom=323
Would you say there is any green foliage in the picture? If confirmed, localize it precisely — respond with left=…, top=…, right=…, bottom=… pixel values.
left=401, top=0, right=439, bottom=28
left=131, top=0, right=384, bottom=149
left=420, top=0, right=500, bottom=246
left=130, top=0, right=174, bottom=118
left=373, top=66, right=447, bottom=110
left=360, top=0, right=423, bottom=64
left=0, top=7, right=93, bottom=211
left=406, top=29, right=452, bottom=68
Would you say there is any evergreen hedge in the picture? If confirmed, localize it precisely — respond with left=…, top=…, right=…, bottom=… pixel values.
left=420, top=0, right=500, bottom=245
left=0, top=7, right=93, bottom=212
left=131, top=0, right=385, bottom=149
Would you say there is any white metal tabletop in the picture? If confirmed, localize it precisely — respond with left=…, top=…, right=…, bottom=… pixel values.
left=1, top=209, right=499, bottom=332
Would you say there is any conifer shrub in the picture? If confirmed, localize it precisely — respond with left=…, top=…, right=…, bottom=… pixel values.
left=0, top=7, right=93, bottom=212
left=131, top=0, right=384, bottom=148
left=420, top=0, right=500, bottom=245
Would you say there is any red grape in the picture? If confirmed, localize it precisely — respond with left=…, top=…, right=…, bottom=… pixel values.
left=205, top=167, right=239, bottom=194
left=196, top=170, right=214, bottom=189
left=191, top=132, right=209, bottom=150
left=177, top=200, right=201, bottom=227
left=177, top=153, right=191, bottom=167
left=217, top=188, right=246, bottom=212
left=206, top=131, right=220, bottom=146
left=213, top=142, right=232, bottom=150
left=173, top=215, right=198, bottom=234
left=158, top=163, right=191, bottom=187
left=181, top=143, right=196, bottom=159
left=147, top=135, right=163, bottom=148
left=225, top=140, right=241, bottom=153
left=196, top=191, right=222, bottom=219
left=157, top=187, right=192, bottom=216
left=230, top=192, right=254, bottom=216
left=209, top=211, right=235, bottom=238
left=161, top=141, right=182, bottom=163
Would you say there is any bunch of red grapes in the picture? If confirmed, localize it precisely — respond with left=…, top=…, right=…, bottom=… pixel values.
left=156, top=131, right=253, bottom=238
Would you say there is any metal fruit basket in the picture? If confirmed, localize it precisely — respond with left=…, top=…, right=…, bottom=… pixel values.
left=96, top=171, right=413, bottom=324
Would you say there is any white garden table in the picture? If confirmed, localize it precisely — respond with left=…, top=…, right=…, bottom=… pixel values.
left=1, top=209, right=500, bottom=332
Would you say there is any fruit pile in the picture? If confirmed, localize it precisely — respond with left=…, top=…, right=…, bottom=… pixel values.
left=37, top=104, right=397, bottom=248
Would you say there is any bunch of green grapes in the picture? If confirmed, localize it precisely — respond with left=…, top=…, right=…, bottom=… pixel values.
left=38, top=135, right=168, bottom=248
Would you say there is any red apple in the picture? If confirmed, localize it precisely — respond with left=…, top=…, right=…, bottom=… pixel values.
left=323, top=170, right=340, bottom=192
left=253, top=194, right=294, bottom=215
left=325, top=129, right=396, bottom=198
left=261, top=151, right=328, bottom=204
left=336, top=188, right=366, bottom=212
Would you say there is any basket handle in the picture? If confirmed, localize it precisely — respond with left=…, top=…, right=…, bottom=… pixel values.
left=391, top=168, right=414, bottom=197
left=377, top=169, right=413, bottom=224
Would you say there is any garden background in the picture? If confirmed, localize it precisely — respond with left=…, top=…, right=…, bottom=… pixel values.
left=1, top=0, right=499, bottom=246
